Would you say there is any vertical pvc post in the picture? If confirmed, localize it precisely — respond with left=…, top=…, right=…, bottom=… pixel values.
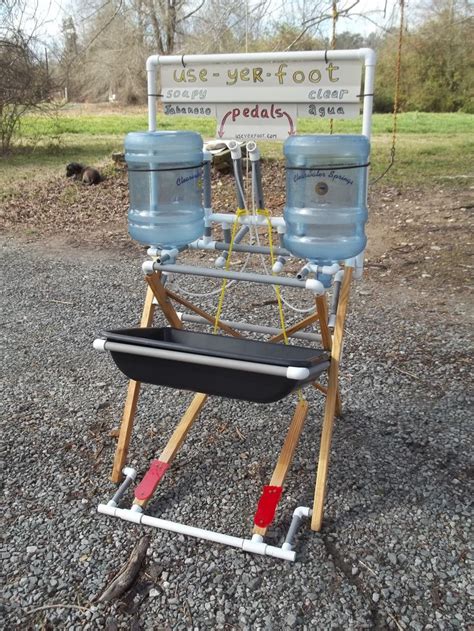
left=247, top=142, right=265, bottom=210
left=361, top=49, right=376, bottom=141
left=146, top=56, right=160, bottom=212
left=228, top=141, right=245, bottom=209
left=146, top=55, right=160, bottom=132
left=359, top=48, right=376, bottom=277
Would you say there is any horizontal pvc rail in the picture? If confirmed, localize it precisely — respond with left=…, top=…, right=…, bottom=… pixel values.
left=189, top=239, right=289, bottom=257
left=178, top=313, right=323, bottom=342
left=93, top=339, right=318, bottom=381
left=150, top=48, right=374, bottom=66
left=98, top=504, right=296, bottom=561
left=143, top=261, right=325, bottom=294
left=209, top=212, right=285, bottom=229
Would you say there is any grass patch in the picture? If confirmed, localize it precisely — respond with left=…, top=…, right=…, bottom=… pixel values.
left=18, top=110, right=473, bottom=138
left=1, top=109, right=473, bottom=198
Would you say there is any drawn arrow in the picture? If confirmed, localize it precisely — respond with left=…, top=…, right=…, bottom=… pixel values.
left=282, top=110, right=295, bottom=135
left=218, top=110, right=233, bottom=138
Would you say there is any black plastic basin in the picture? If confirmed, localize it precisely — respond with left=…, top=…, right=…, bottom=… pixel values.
left=101, top=327, right=329, bottom=403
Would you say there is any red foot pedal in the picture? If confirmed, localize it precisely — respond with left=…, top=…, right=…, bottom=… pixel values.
left=253, top=485, right=283, bottom=528
left=134, top=460, right=169, bottom=501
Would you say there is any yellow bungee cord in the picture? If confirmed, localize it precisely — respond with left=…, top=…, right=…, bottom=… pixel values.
left=213, top=207, right=305, bottom=402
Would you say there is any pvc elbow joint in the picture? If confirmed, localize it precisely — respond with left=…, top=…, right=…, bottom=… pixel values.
left=286, top=366, right=310, bottom=380
left=360, top=47, right=376, bottom=66
left=146, top=54, right=160, bottom=71
left=227, top=140, right=242, bottom=160
left=305, top=279, right=325, bottom=295
left=93, top=338, right=107, bottom=352
left=247, top=141, right=260, bottom=161
left=272, top=258, right=285, bottom=274
left=215, top=255, right=226, bottom=269
left=122, top=467, right=137, bottom=481
left=293, top=506, right=311, bottom=520
left=142, top=260, right=156, bottom=275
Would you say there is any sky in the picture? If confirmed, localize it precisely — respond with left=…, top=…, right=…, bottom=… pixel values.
left=20, top=0, right=399, bottom=43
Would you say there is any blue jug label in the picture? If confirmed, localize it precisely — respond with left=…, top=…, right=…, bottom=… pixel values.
left=176, top=171, right=201, bottom=187
left=293, top=169, right=354, bottom=187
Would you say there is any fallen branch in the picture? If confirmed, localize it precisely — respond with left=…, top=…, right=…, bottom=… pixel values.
left=358, top=559, right=378, bottom=576
left=392, top=365, right=422, bottom=381
left=364, top=262, right=389, bottom=270
left=26, top=603, right=90, bottom=615
left=387, top=611, right=406, bottom=631
left=98, top=535, right=151, bottom=602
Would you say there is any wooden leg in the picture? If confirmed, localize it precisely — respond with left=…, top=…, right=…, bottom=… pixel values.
left=311, top=267, right=353, bottom=531
left=253, top=399, right=309, bottom=536
left=315, top=294, right=332, bottom=351
left=335, top=389, right=342, bottom=417
left=133, top=392, right=208, bottom=508
left=145, top=272, right=183, bottom=328
left=314, top=294, right=343, bottom=417
left=312, top=382, right=343, bottom=417
left=111, top=286, right=156, bottom=483
left=160, top=392, right=208, bottom=463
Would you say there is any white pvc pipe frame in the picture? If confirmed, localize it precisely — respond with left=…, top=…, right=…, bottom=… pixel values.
left=98, top=504, right=296, bottom=561
left=98, top=50, right=376, bottom=561
left=98, top=467, right=310, bottom=561
left=146, top=48, right=375, bottom=266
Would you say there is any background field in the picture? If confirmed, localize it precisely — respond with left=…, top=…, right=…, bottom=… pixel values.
left=1, top=109, right=473, bottom=200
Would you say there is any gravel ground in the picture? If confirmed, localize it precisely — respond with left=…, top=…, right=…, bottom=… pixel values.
left=1, top=233, right=472, bottom=630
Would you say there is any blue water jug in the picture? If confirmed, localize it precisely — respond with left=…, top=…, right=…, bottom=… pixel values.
left=283, top=135, right=370, bottom=266
left=125, top=131, right=205, bottom=249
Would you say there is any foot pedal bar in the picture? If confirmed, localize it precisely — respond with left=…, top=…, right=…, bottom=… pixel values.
left=134, top=460, right=169, bottom=502
left=253, top=485, right=283, bottom=528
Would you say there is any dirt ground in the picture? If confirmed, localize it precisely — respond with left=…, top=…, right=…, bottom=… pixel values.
left=2, top=160, right=473, bottom=297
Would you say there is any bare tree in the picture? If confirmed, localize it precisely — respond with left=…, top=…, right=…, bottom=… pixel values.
left=0, top=0, right=54, bottom=153
left=187, top=0, right=271, bottom=53
left=61, top=0, right=209, bottom=102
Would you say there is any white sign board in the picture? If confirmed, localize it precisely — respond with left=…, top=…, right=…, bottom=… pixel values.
left=160, top=55, right=363, bottom=138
